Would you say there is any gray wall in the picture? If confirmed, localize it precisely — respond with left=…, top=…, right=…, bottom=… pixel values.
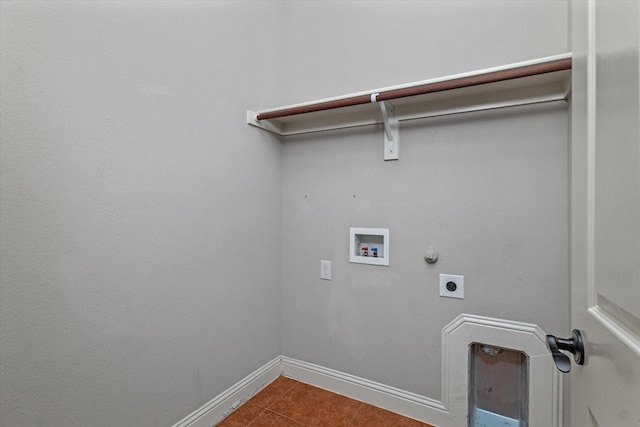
left=0, top=2, right=283, bottom=426
left=280, top=0, right=569, bottom=400
left=280, top=0, right=569, bottom=103
left=1, top=1, right=571, bottom=426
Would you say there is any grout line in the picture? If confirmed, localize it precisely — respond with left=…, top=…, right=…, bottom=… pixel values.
left=347, top=401, right=366, bottom=425
left=264, top=378, right=300, bottom=410
left=267, top=409, right=311, bottom=426
left=239, top=376, right=433, bottom=427
left=243, top=405, right=268, bottom=427
left=230, top=377, right=303, bottom=427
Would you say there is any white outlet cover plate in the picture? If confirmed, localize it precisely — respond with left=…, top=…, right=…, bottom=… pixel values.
left=320, top=260, right=331, bottom=280
left=439, top=274, right=464, bottom=299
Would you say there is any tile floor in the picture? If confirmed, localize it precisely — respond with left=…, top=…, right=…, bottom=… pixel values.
left=216, top=376, right=436, bottom=427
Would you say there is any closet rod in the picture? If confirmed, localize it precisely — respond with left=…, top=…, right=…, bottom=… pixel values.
left=256, top=57, right=572, bottom=121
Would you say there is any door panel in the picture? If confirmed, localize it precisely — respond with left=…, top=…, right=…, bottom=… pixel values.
left=594, top=0, right=640, bottom=318
left=571, top=1, right=640, bottom=426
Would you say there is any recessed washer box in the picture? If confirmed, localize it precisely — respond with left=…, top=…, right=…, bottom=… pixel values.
left=349, top=227, right=389, bottom=266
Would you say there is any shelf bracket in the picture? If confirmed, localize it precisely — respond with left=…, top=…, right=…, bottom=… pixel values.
left=379, top=100, right=399, bottom=160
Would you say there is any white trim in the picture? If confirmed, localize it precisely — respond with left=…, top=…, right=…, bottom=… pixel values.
left=171, top=357, right=281, bottom=427
left=172, top=355, right=448, bottom=427
left=442, top=314, right=563, bottom=427
left=280, top=356, right=449, bottom=427
left=583, top=0, right=640, bottom=360
left=586, top=0, right=597, bottom=309
left=174, top=315, right=561, bottom=427
left=589, top=306, right=640, bottom=356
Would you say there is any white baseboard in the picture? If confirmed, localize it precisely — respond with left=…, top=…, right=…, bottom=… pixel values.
left=280, top=356, right=449, bottom=427
left=173, top=315, right=560, bottom=427
left=172, top=355, right=448, bottom=427
left=172, top=356, right=281, bottom=427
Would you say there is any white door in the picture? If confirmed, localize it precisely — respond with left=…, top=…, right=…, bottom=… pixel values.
left=570, top=0, right=640, bottom=426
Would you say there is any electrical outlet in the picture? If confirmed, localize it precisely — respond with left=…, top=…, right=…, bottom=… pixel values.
left=320, top=260, right=331, bottom=280
left=439, top=274, right=464, bottom=299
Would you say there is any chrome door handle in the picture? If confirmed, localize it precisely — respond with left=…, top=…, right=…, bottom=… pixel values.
left=546, top=329, right=585, bottom=373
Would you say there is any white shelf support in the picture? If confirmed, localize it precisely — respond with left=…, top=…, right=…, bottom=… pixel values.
left=379, top=100, right=399, bottom=160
